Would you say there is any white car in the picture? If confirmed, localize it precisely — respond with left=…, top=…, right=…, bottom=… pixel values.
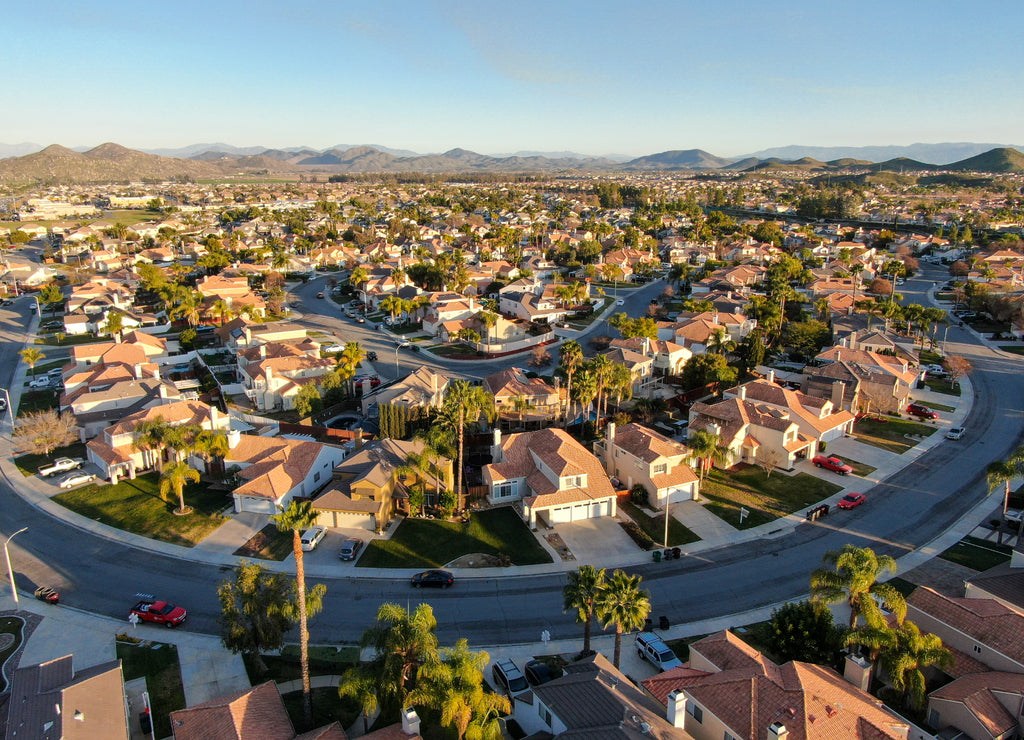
left=28, top=377, right=52, bottom=388
left=615, top=299, right=625, bottom=306
left=58, top=471, right=94, bottom=489
left=300, top=526, right=327, bottom=552
left=946, top=427, right=965, bottom=440
left=321, top=344, right=344, bottom=353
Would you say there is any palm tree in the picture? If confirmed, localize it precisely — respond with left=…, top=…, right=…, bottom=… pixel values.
left=606, top=363, right=634, bottom=415
left=340, top=342, right=365, bottom=395
left=362, top=602, right=440, bottom=713
left=211, top=298, right=234, bottom=326
left=441, top=380, right=495, bottom=499
left=814, top=297, right=831, bottom=321
left=878, top=621, right=952, bottom=710
left=986, top=446, right=1024, bottom=539
left=380, top=295, right=405, bottom=325
left=171, top=288, right=202, bottom=328
left=563, top=565, right=606, bottom=655
left=509, top=394, right=535, bottom=428
left=159, top=460, right=199, bottom=515
left=810, top=545, right=906, bottom=629
left=595, top=569, right=651, bottom=669
left=850, top=263, right=865, bottom=303
left=272, top=500, right=326, bottom=729
left=133, top=417, right=170, bottom=472
left=476, top=310, right=499, bottom=344
left=686, top=429, right=730, bottom=487
left=337, top=666, right=379, bottom=734
left=558, top=340, right=584, bottom=420
left=192, top=429, right=230, bottom=474
left=18, top=347, right=44, bottom=377
left=587, top=354, right=614, bottom=425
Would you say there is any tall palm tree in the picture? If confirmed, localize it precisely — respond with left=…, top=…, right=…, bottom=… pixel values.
left=171, top=288, right=202, bottom=328
left=606, top=363, right=634, bottom=415
left=362, top=602, right=440, bottom=713
left=210, top=298, right=234, bottom=326
left=686, top=429, right=730, bottom=486
left=441, top=380, right=495, bottom=499
left=558, top=340, right=584, bottom=421
left=476, top=310, right=499, bottom=343
left=159, top=460, right=199, bottom=515
left=337, top=665, right=379, bottom=734
left=272, top=500, right=326, bottom=729
left=509, top=394, right=535, bottom=427
left=133, top=417, right=170, bottom=472
left=595, top=569, right=651, bottom=669
left=706, top=328, right=737, bottom=356
left=380, top=295, right=405, bottom=325
left=562, top=565, right=606, bottom=655
left=810, top=545, right=906, bottom=629
left=878, top=621, right=952, bottom=710
left=19, top=347, right=44, bottom=377
left=587, top=355, right=613, bottom=424
left=193, top=429, right=230, bottom=474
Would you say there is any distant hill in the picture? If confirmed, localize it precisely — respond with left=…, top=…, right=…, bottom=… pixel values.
left=867, top=157, right=939, bottom=173
left=744, top=142, right=1024, bottom=166
left=0, top=142, right=44, bottom=159
left=621, top=149, right=734, bottom=170
left=946, top=147, right=1024, bottom=173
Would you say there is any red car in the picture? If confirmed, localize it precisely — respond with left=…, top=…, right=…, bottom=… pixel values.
left=907, top=403, right=938, bottom=420
left=812, top=455, right=854, bottom=475
left=130, top=599, right=187, bottom=628
left=838, top=492, right=866, bottom=510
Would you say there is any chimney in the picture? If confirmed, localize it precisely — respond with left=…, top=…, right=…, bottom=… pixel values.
left=259, top=344, right=267, bottom=359
left=209, top=405, right=219, bottom=428
left=355, top=428, right=364, bottom=450
left=134, top=363, right=144, bottom=379
left=491, top=429, right=503, bottom=463
left=736, top=385, right=746, bottom=401
left=401, top=708, right=421, bottom=735
left=264, top=365, right=273, bottom=385
left=666, top=689, right=686, bottom=728
left=604, top=422, right=616, bottom=473
left=831, top=381, right=846, bottom=410
left=766, top=369, right=775, bottom=384
left=844, top=653, right=872, bottom=692
left=768, top=722, right=789, bottom=740
left=848, top=333, right=858, bottom=351
left=227, top=429, right=241, bottom=449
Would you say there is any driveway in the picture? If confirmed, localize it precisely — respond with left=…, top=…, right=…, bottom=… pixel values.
left=554, top=517, right=638, bottom=563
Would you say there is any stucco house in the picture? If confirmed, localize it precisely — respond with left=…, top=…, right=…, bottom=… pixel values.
left=595, top=422, right=699, bottom=508
left=723, top=376, right=856, bottom=445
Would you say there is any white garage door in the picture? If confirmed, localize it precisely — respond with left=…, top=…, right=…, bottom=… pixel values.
left=549, top=500, right=610, bottom=524
left=324, top=512, right=375, bottom=531
left=237, top=496, right=277, bottom=515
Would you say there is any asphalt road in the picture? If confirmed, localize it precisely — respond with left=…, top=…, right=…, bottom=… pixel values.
left=0, top=265, right=1020, bottom=645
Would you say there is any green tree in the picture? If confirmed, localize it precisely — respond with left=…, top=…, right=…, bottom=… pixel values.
left=686, top=428, right=730, bottom=484
left=563, top=565, right=606, bottom=655
left=337, top=666, right=379, bottom=735
left=159, top=460, right=199, bottom=515
left=680, top=353, right=737, bottom=390
left=38, top=283, right=64, bottom=311
left=361, top=602, right=440, bottom=713
left=877, top=621, right=952, bottom=710
left=218, top=562, right=297, bottom=675
left=18, top=347, right=44, bottom=377
left=986, top=446, right=1024, bottom=536
left=132, top=417, right=170, bottom=472
left=706, top=327, right=737, bottom=355
left=101, top=311, right=124, bottom=341
left=595, top=569, right=651, bottom=669
left=272, top=500, right=328, bottom=729
left=294, top=383, right=322, bottom=418
left=441, top=380, right=495, bottom=498
left=767, top=600, right=845, bottom=665
left=810, top=545, right=906, bottom=629
left=558, top=340, right=584, bottom=420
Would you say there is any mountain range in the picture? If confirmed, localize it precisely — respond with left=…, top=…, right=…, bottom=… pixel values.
left=1, top=142, right=1022, bottom=184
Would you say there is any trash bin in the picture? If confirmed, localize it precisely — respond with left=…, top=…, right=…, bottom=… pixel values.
left=671, top=547, right=681, bottom=559
left=139, top=710, right=152, bottom=734
left=663, top=549, right=672, bottom=561
left=652, top=550, right=662, bottom=563
left=659, top=616, right=670, bottom=630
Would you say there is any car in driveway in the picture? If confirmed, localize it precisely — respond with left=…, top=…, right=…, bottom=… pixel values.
left=321, top=343, right=344, bottom=353
left=524, top=659, right=555, bottom=686
left=39, top=457, right=84, bottom=477
left=837, top=492, right=866, bottom=510
left=491, top=658, right=529, bottom=696
left=907, top=403, right=939, bottom=420
left=635, top=632, right=683, bottom=671
left=130, top=599, right=187, bottom=628
left=411, top=570, right=453, bottom=588
left=338, top=538, right=363, bottom=561
left=946, top=427, right=965, bottom=440
left=57, top=471, right=94, bottom=489
left=811, top=455, right=854, bottom=475
left=300, top=526, right=326, bottom=551
left=28, top=377, right=53, bottom=388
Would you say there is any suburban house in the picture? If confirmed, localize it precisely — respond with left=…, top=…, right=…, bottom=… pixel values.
left=722, top=376, right=856, bottom=444
left=610, top=336, right=692, bottom=376
left=512, top=652, right=687, bottom=739
left=483, top=367, right=561, bottom=424
left=71, top=378, right=183, bottom=440
left=601, top=346, right=657, bottom=398
left=5, top=655, right=129, bottom=740
left=196, top=274, right=265, bottom=318
left=595, top=422, right=699, bottom=507
left=641, top=630, right=909, bottom=740
left=483, top=428, right=617, bottom=527
left=688, top=392, right=816, bottom=471
left=419, top=293, right=481, bottom=337
left=239, top=341, right=336, bottom=412
left=311, top=438, right=451, bottom=530
left=360, top=366, right=449, bottom=417
left=498, top=279, right=575, bottom=324
left=216, top=319, right=310, bottom=350
left=963, top=539, right=1024, bottom=613
left=804, top=344, right=919, bottom=413
left=225, top=431, right=346, bottom=515
left=168, top=681, right=346, bottom=740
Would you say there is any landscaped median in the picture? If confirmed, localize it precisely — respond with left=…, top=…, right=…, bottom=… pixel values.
left=699, top=465, right=843, bottom=529
left=356, top=507, right=552, bottom=568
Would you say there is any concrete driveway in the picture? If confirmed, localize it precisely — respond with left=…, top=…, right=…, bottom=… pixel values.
left=554, top=516, right=639, bottom=564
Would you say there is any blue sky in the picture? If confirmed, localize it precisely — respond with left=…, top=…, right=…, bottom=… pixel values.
left=5, top=0, right=1023, bottom=157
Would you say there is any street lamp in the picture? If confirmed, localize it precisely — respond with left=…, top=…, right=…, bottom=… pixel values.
left=394, top=342, right=410, bottom=378
left=4, top=527, right=27, bottom=605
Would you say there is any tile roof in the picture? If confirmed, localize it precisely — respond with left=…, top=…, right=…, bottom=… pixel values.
left=169, top=681, right=311, bottom=740
left=929, top=672, right=1024, bottom=737
left=964, top=561, right=1024, bottom=612
left=908, top=587, right=1024, bottom=664
left=107, top=399, right=220, bottom=436
left=611, top=423, right=690, bottom=464
left=228, top=436, right=330, bottom=501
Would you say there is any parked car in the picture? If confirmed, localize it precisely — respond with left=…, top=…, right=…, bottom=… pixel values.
left=39, top=457, right=85, bottom=477
left=524, top=659, right=555, bottom=686
left=58, top=471, right=94, bottom=489
left=837, top=492, right=866, bottom=510
left=28, top=377, right=52, bottom=388
left=46, top=368, right=63, bottom=377
left=946, top=427, right=966, bottom=440
left=299, top=526, right=326, bottom=552
left=338, top=538, right=363, bottom=561
left=129, top=599, right=187, bottom=628
left=366, top=351, right=378, bottom=362
left=907, top=403, right=939, bottom=420
left=321, top=343, right=344, bottom=353
left=411, top=570, right=454, bottom=588
left=811, top=455, right=854, bottom=475
left=635, top=632, right=683, bottom=671
left=491, top=658, right=529, bottom=696
left=316, top=292, right=325, bottom=299
left=615, top=299, right=625, bottom=306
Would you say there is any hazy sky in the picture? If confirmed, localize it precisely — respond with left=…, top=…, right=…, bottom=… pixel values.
left=5, top=0, right=1023, bottom=157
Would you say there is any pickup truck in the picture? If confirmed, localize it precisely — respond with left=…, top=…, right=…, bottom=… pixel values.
left=811, top=455, right=854, bottom=475
left=38, top=457, right=84, bottom=478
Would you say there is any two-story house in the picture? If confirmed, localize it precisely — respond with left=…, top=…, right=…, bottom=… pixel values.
left=360, top=366, right=449, bottom=418
left=610, top=336, right=693, bottom=377
left=723, top=376, right=856, bottom=445
left=595, top=422, right=699, bottom=507
left=484, top=367, right=561, bottom=424
left=239, top=341, right=335, bottom=411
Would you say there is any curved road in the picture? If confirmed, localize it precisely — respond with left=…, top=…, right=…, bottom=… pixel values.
left=0, top=264, right=1021, bottom=645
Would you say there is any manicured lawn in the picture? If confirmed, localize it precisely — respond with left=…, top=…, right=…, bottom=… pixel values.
left=116, top=640, right=186, bottom=739
left=700, top=466, right=842, bottom=529
left=0, top=616, right=25, bottom=693
left=14, top=441, right=88, bottom=477
left=34, top=358, right=69, bottom=374
left=919, top=400, right=956, bottom=413
left=923, top=378, right=962, bottom=396
left=244, top=645, right=360, bottom=684
left=357, top=507, right=552, bottom=568
left=939, top=536, right=1012, bottom=571
left=15, top=389, right=59, bottom=416
left=233, top=524, right=293, bottom=561
left=854, top=417, right=937, bottom=454
left=619, top=500, right=700, bottom=547
left=53, top=473, right=229, bottom=547
left=840, top=458, right=877, bottom=478
left=34, top=333, right=103, bottom=346
left=999, top=345, right=1024, bottom=356
left=918, top=349, right=944, bottom=366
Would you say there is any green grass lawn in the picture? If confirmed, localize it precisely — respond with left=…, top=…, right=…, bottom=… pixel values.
left=244, top=645, right=360, bottom=684
left=33, top=358, right=69, bottom=374
left=0, top=616, right=25, bottom=693
left=357, top=507, right=552, bottom=568
left=939, top=536, right=1012, bottom=571
left=14, top=441, right=88, bottom=477
left=34, top=333, right=103, bottom=346
left=700, top=466, right=842, bottom=529
left=919, top=400, right=956, bottom=413
left=619, top=500, right=700, bottom=547
left=919, top=349, right=943, bottom=365
left=854, top=417, right=937, bottom=454
left=923, top=378, right=962, bottom=397
left=999, top=345, right=1024, bottom=356
left=116, top=640, right=186, bottom=739
left=840, top=458, right=877, bottom=477
left=53, top=473, right=228, bottom=547
left=233, top=524, right=293, bottom=561
left=15, top=389, right=60, bottom=417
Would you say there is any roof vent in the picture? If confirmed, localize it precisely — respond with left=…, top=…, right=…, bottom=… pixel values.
left=73, top=711, right=84, bottom=721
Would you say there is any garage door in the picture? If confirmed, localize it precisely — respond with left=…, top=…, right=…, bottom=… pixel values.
left=549, top=500, right=609, bottom=524
left=237, top=496, right=277, bottom=515
left=321, top=512, right=375, bottom=531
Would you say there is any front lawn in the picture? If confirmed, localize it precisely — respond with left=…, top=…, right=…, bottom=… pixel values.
left=15, top=389, right=59, bottom=416
left=700, top=466, right=842, bottom=529
left=939, top=536, right=1012, bottom=571
left=116, top=640, right=186, bottom=739
left=999, top=345, right=1024, bottom=356
left=923, top=378, right=962, bottom=396
left=854, top=417, right=937, bottom=454
left=53, top=473, right=228, bottom=547
left=233, top=524, right=293, bottom=561
left=840, top=458, right=877, bottom=478
left=619, top=500, right=700, bottom=547
left=14, top=441, right=88, bottom=477
left=919, top=400, right=956, bottom=413
left=357, top=507, right=552, bottom=568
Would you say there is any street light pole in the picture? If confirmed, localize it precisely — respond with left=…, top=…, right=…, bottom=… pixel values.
left=4, top=527, right=28, bottom=606
left=393, top=342, right=410, bottom=378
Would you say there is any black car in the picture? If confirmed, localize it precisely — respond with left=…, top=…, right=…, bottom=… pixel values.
left=524, top=659, right=555, bottom=686
left=411, top=570, right=454, bottom=588
left=366, top=351, right=377, bottom=362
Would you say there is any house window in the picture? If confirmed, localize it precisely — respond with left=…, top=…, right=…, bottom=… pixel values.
left=539, top=703, right=552, bottom=726
left=652, top=463, right=667, bottom=475
left=973, top=645, right=982, bottom=654
left=494, top=482, right=515, bottom=499
left=686, top=701, right=702, bottom=723
left=725, top=733, right=738, bottom=740
left=314, top=472, right=321, bottom=482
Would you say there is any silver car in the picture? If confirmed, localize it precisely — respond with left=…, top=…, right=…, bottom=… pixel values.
left=338, top=538, right=363, bottom=561
left=58, top=471, right=95, bottom=489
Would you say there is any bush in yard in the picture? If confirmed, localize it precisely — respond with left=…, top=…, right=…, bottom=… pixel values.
left=630, top=484, right=649, bottom=507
